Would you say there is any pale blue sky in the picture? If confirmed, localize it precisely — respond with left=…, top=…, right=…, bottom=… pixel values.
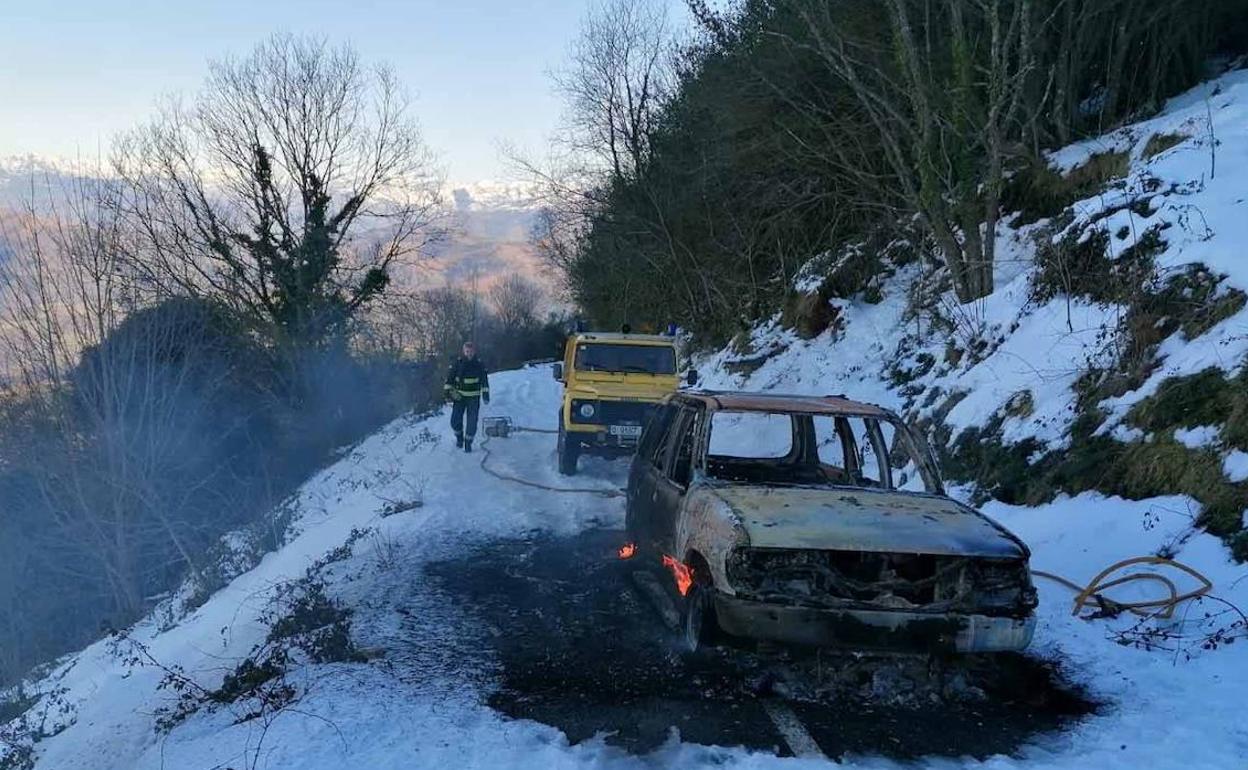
left=0, top=0, right=661, bottom=185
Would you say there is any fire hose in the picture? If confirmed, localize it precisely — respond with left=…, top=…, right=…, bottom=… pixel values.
left=477, top=424, right=625, bottom=498
left=1031, top=557, right=1213, bottom=619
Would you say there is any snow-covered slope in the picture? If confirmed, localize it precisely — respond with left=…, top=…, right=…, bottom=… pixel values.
left=4, top=74, right=1248, bottom=770
left=703, top=67, right=1248, bottom=497
left=4, top=367, right=635, bottom=770
left=6, top=374, right=1244, bottom=770
left=690, top=69, right=1248, bottom=767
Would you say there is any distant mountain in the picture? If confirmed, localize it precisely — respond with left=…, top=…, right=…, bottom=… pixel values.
left=429, top=180, right=550, bottom=291
left=0, top=154, right=95, bottom=208
left=0, top=156, right=553, bottom=294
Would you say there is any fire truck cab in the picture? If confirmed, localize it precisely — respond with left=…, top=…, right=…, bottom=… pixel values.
left=552, top=331, right=693, bottom=475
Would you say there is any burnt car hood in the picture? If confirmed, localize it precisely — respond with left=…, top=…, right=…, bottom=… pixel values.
left=711, top=485, right=1026, bottom=559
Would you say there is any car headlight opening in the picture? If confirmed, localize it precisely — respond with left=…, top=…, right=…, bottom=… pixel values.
left=579, top=403, right=596, bottom=419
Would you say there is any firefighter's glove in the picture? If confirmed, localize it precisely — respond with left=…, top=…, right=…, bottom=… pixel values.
left=483, top=394, right=490, bottom=404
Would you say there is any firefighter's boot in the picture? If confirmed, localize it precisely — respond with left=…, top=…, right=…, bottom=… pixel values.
left=464, top=439, right=473, bottom=454
left=454, top=432, right=464, bottom=449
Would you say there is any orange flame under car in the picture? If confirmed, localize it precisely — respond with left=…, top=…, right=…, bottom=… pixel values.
left=618, top=542, right=637, bottom=560
left=662, top=555, right=694, bottom=596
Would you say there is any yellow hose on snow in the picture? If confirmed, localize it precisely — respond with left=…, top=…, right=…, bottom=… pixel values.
left=1032, top=556, right=1214, bottom=619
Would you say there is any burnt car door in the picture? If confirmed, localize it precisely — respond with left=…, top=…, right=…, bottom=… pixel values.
left=627, top=401, right=680, bottom=552
left=651, top=404, right=701, bottom=556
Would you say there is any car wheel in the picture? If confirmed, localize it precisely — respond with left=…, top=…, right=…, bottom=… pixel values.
left=681, top=583, right=720, bottom=653
left=557, top=424, right=580, bottom=476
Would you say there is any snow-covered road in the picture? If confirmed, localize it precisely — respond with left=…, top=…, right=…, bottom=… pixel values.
left=6, top=365, right=1247, bottom=770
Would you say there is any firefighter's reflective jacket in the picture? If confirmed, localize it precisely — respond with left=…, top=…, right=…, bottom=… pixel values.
left=444, top=357, right=490, bottom=400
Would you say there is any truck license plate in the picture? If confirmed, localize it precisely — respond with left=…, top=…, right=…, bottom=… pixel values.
left=609, top=425, right=642, bottom=438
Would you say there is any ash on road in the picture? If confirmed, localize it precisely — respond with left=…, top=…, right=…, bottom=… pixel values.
left=425, top=528, right=1095, bottom=760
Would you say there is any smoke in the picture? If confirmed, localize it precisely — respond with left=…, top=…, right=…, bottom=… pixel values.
left=0, top=292, right=436, bottom=685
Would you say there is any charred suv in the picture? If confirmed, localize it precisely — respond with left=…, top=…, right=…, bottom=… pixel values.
left=625, top=392, right=1038, bottom=653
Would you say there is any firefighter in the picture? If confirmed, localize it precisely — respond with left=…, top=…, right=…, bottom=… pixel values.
left=444, top=340, right=490, bottom=452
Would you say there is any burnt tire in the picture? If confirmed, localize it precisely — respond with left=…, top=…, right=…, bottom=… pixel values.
left=557, top=423, right=580, bottom=476
left=681, top=583, right=721, bottom=653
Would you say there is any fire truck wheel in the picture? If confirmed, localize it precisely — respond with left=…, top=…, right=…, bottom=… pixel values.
left=557, top=422, right=580, bottom=476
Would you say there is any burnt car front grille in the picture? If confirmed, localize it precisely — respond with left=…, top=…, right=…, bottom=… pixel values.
left=726, top=548, right=1036, bottom=617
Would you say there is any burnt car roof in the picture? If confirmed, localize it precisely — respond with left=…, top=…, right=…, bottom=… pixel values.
left=674, top=391, right=891, bottom=418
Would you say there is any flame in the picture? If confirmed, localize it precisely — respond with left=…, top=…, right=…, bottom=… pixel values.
left=618, top=542, right=637, bottom=560
left=662, top=555, right=694, bottom=596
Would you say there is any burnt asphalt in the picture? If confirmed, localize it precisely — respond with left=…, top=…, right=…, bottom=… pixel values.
left=423, top=527, right=1095, bottom=761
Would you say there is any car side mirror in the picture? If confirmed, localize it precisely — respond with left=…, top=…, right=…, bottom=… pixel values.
left=685, top=369, right=699, bottom=386
left=553, top=363, right=564, bottom=382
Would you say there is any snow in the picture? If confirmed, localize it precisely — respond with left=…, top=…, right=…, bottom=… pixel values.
left=1224, top=450, right=1248, bottom=483
left=940, top=296, right=1119, bottom=448
left=986, top=493, right=1248, bottom=770
left=6, top=362, right=1244, bottom=770
left=696, top=267, right=916, bottom=412
left=8, top=366, right=628, bottom=770
left=1175, top=425, right=1221, bottom=450
left=7, top=71, right=1248, bottom=770
left=1048, top=70, right=1248, bottom=433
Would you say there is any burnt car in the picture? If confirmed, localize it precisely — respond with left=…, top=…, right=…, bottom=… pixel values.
left=625, top=392, right=1038, bottom=654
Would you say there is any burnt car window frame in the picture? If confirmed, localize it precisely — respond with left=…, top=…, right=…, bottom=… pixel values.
left=831, top=415, right=859, bottom=477
left=707, top=410, right=798, bottom=461
left=861, top=417, right=892, bottom=487
left=698, top=404, right=945, bottom=494
left=654, top=404, right=690, bottom=477
left=639, top=401, right=679, bottom=465
left=663, top=404, right=704, bottom=489
left=883, top=413, right=945, bottom=494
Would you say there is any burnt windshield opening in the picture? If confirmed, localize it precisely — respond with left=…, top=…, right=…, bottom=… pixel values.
left=574, top=343, right=676, bottom=375
left=703, top=409, right=939, bottom=493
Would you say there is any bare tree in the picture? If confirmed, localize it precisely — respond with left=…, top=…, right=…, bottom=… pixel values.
left=488, top=274, right=544, bottom=331
left=552, top=0, right=675, bottom=183
left=393, top=285, right=477, bottom=364
left=0, top=178, right=255, bottom=623
left=111, top=35, right=445, bottom=345
left=507, top=0, right=682, bottom=326
left=778, top=0, right=1044, bottom=304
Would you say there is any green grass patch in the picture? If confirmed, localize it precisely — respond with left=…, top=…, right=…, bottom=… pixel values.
left=1128, top=367, right=1248, bottom=452
left=1004, top=150, right=1130, bottom=225
left=1142, top=132, right=1187, bottom=160
left=1230, top=531, right=1248, bottom=562
left=1134, top=264, right=1246, bottom=344
left=0, top=688, right=34, bottom=724
left=947, top=426, right=1248, bottom=541
left=941, top=369, right=1248, bottom=555
left=1004, top=390, right=1035, bottom=419
left=1032, top=225, right=1160, bottom=305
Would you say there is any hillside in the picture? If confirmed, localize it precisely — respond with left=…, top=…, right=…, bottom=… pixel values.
left=704, top=68, right=1248, bottom=556
left=3, top=73, right=1248, bottom=770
